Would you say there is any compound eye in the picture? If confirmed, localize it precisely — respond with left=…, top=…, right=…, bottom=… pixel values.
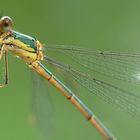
left=0, top=16, right=13, bottom=32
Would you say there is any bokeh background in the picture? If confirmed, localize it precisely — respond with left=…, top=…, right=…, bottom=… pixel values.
left=0, top=0, right=140, bottom=140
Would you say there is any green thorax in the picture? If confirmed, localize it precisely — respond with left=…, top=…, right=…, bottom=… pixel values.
left=12, top=31, right=37, bottom=51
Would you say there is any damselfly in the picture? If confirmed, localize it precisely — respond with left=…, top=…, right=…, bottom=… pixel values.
left=0, top=16, right=140, bottom=140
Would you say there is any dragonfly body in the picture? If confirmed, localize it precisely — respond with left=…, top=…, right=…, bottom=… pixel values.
left=0, top=16, right=123, bottom=140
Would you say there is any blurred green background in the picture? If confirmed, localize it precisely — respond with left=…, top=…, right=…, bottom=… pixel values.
left=0, top=0, right=140, bottom=140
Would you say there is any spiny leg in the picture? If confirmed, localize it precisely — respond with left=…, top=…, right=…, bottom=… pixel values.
left=4, top=51, right=8, bottom=84
left=0, top=51, right=8, bottom=88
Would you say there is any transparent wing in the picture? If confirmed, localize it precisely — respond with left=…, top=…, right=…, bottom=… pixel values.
left=46, top=61, right=78, bottom=93
left=31, top=70, right=54, bottom=140
left=43, top=45, right=140, bottom=118
left=44, top=45, right=140, bottom=83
